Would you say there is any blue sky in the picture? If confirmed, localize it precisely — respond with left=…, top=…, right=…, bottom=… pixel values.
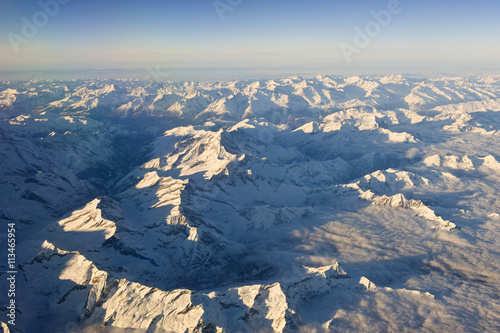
left=0, top=0, right=499, bottom=80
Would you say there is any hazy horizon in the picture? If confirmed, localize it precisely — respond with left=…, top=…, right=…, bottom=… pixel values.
left=1, top=67, right=500, bottom=83
left=1, top=0, right=500, bottom=81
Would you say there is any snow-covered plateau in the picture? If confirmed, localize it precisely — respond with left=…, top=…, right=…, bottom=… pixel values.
left=0, top=74, right=499, bottom=332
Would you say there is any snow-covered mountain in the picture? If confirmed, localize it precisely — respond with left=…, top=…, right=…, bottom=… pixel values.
left=2, top=75, right=500, bottom=122
left=1, top=75, right=500, bottom=332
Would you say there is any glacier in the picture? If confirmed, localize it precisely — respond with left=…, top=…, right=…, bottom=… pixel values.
left=0, top=74, right=499, bottom=332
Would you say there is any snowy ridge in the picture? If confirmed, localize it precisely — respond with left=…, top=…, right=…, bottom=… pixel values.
left=57, top=198, right=118, bottom=239
left=17, top=242, right=354, bottom=332
left=423, top=154, right=500, bottom=172
left=349, top=169, right=457, bottom=230
left=371, top=193, right=457, bottom=230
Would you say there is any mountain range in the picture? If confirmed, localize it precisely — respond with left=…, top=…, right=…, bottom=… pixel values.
left=1, top=74, right=499, bottom=332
